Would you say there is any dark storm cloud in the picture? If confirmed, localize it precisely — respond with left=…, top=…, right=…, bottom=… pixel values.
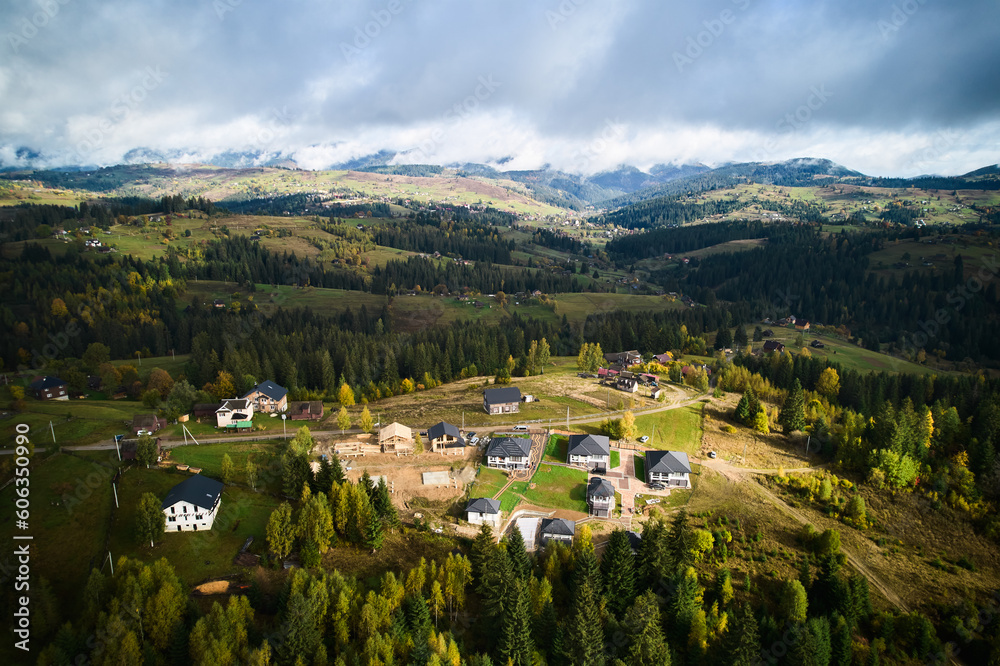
left=0, top=0, right=996, bottom=175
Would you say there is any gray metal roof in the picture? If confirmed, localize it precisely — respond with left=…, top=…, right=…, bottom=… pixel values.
left=244, top=380, right=287, bottom=401
left=541, top=517, right=576, bottom=537
left=161, top=474, right=224, bottom=511
left=567, top=434, right=610, bottom=458
left=428, top=421, right=463, bottom=443
left=486, top=436, right=532, bottom=458
left=484, top=386, right=521, bottom=405
left=587, top=477, right=616, bottom=498
left=29, top=376, right=66, bottom=390
left=466, top=497, right=501, bottom=514
left=645, top=450, right=692, bottom=475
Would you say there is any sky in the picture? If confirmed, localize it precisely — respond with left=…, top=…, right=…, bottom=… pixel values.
left=1, top=0, right=998, bottom=177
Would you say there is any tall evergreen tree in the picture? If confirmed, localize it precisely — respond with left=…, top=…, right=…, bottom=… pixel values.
left=622, top=590, right=671, bottom=666
left=562, top=580, right=605, bottom=666
left=667, top=508, right=694, bottom=572
left=506, top=526, right=532, bottom=583
left=724, top=603, right=761, bottom=666
left=780, top=378, right=807, bottom=433
left=601, top=528, right=637, bottom=618
left=496, top=579, right=534, bottom=666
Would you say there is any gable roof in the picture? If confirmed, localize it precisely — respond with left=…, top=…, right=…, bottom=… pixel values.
left=486, top=436, right=532, bottom=458
left=646, top=450, right=692, bottom=475
left=567, top=434, right=610, bottom=458
left=762, top=340, right=785, bottom=352
left=484, top=386, right=521, bottom=405
left=218, top=399, right=250, bottom=412
left=379, top=422, right=412, bottom=440
left=132, top=414, right=162, bottom=430
left=466, top=497, right=501, bottom=515
left=428, top=421, right=461, bottom=441
left=29, top=376, right=66, bottom=390
left=540, top=517, right=576, bottom=537
left=587, top=477, right=615, bottom=498
left=244, top=380, right=287, bottom=401
left=161, top=474, right=224, bottom=511
left=289, top=400, right=323, bottom=415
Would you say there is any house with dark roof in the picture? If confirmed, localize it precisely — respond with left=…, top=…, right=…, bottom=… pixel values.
left=567, top=434, right=610, bottom=470
left=428, top=421, right=465, bottom=454
left=243, top=380, right=287, bottom=414
left=465, top=497, right=502, bottom=527
left=646, top=451, right=692, bottom=488
left=485, top=437, right=532, bottom=471
left=761, top=340, right=785, bottom=354
left=795, top=320, right=811, bottom=332
left=161, top=474, right=224, bottom=532
left=540, top=518, right=576, bottom=544
left=29, top=376, right=68, bottom=401
left=616, top=376, right=639, bottom=393
left=653, top=352, right=673, bottom=365
left=587, top=477, right=616, bottom=518
left=216, top=398, right=253, bottom=428
left=810, top=340, right=825, bottom=349
left=603, top=350, right=642, bottom=366
left=483, top=386, right=521, bottom=414
left=288, top=401, right=324, bottom=421
left=132, top=413, right=167, bottom=435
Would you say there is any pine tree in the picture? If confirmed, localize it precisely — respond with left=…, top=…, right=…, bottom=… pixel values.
left=562, top=579, right=605, bottom=666
left=372, top=478, right=400, bottom=528
left=735, top=388, right=753, bottom=424
left=779, top=378, right=806, bottom=433
left=496, top=579, right=534, bottom=666
left=668, top=508, right=694, bottom=572
left=623, top=590, right=671, bottom=666
left=363, top=509, right=384, bottom=552
left=724, top=603, right=761, bottom=666
left=601, top=528, right=637, bottom=618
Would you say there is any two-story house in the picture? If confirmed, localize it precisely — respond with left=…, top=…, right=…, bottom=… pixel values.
left=161, top=474, right=224, bottom=532
left=379, top=422, right=414, bottom=454
left=483, top=386, right=521, bottom=414
left=646, top=450, right=692, bottom=488
left=243, top=380, right=287, bottom=414
left=465, top=497, right=502, bottom=527
left=486, top=436, right=532, bottom=471
left=566, top=434, right=611, bottom=471
left=428, top=421, right=465, bottom=454
left=587, top=477, right=616, bottom=518
left=540, top=517, right=576, bottom=544
left=29, top=376, right=68, bottom=401
left=216, top=398, right=254, bottom=428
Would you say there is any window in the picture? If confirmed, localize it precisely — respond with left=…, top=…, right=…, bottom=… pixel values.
left=171, top=506, right=175, bottom=514
left=196, top=514, right=203, bottom=520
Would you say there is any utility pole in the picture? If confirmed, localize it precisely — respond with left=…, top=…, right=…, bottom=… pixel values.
left=49, top=421, right=56, bottom=444
left=566, top=406, right=569, bottom=429
left=107, top=551, right=114, bottom=575
left=112, top=483, right=119, bottom=508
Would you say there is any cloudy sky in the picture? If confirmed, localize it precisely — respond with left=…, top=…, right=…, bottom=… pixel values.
left=1, top=0, right=998, bottom=176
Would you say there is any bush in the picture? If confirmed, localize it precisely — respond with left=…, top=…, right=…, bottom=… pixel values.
left=956, top=555, right=976, bottom=571
left=722, top=424, right=737, bottom=434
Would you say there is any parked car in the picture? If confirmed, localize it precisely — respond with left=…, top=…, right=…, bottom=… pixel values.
left=708, top=451, right=717, bottom=459
left=513, top=425, right=528, bottom=431
left=638, top=435, right=649, bottom=443
left=649, top=482, right=666, bottom=490
left=469, top=435, right=480, bottom=445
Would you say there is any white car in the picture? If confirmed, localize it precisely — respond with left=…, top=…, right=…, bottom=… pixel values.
left=469, top=435, right=480, bottom=445
left=513, top=425, right=528, bottom=431
left=638, top=435, right=649, bottom=443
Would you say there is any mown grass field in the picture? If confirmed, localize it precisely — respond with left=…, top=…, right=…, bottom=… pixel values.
left=543, top=435, right=568, bottom=463
left=468, top=466, right=508, bottom=500
left=756, top=328, right=945, bottom=376
left=0, top=392, right=150, bottom=447
left=499, top=463, right=588, bottom=514
left=633, top=403, right=704, bottom=454
left=164, top=440, right=286, bottom=494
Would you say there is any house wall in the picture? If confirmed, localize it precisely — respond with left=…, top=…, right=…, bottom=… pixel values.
left=485, top=401, right=519, bottom=414
left=569, top=454, right=609, bottom=467
left=35, top=386, right=68, bottom=400
left=487, top=455, right=529, bottom=470
left=163, top=499, right=220, bottom=532
left=541, top=533, right=573, bottom=544
left=648, top=471, right=690, bottom=488
left=467, top=512, right=501, bottom=527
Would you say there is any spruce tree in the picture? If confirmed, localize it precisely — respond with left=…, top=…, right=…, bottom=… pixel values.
left=725, top=603, right=761, bottom=666
left=667, top=508, right=694, bottom=572
left=623, top=590, right=671, bottom=666
left=601, top=529, right=637, bottom=618
left=496, top=579, right=534, bottom=666
left=562, top=580, right=605, bottom=666
left=506, top=526, right=532, bottom=583
left=372, top=478, right=400, bottom=528
left=779, top=378, right=806, bottom=433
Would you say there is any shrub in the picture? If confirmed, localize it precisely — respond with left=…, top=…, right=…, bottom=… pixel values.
left=722, top=424, right=737, bottom=434
left=956, top=555, right=976, bottom=571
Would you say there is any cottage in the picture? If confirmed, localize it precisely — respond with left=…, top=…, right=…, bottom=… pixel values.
left=161, top=474, right=224, bottom=532
left=540, top=518, right=576, bottom=544
left=646, top=451, right=692, bottom=488
left=465, top=497, right=502, bottom=527
left=567, top=434, right=611, bottom=470
left=616, top=376, right=639, bottom=393
left=810, top=340, right=825, bottom=349
left=587, top=477, right=616, bottom=518
left=795, top=321, right=811, bottom=332
left=428, top=421, right=465, bottom=454
left=243, top=380, right=288, bottom=414
left=485, top=436, right=532, bottom=471
left=132, top=413, right=167, bottom=435
left=483, top=386, right=521, bottom=414
left=213, top=299, right=226, bottom=308
left=288, top=401, right=324, bottom=421
left=603, top=350, right=642, bottom=366
left=653, top=352, right=673, bottom=365
left=379, top=422, right=414, bottom=454
left=216, top=398, right=254, bottom=428
left=29, top=376, right=68, bottom=401
left=762, top=340, right=785, bottom=354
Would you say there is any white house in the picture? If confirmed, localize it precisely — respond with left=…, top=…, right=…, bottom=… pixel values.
left=486, top=437, right=532, bottom=471
left=161, top=474, right=224, bottom=532
left=587, top=477, right=616, bottom=518
left=566, top=434, right=611, bottom=470
left=645, top=451, right=692, bottom=488
left=465, top=497, right=502, bottom=527
left=540, top=518, right=575, bottom=544
left=216, top=398, right=254, bottom=428
left=243, top=380, right=287, bottom=414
